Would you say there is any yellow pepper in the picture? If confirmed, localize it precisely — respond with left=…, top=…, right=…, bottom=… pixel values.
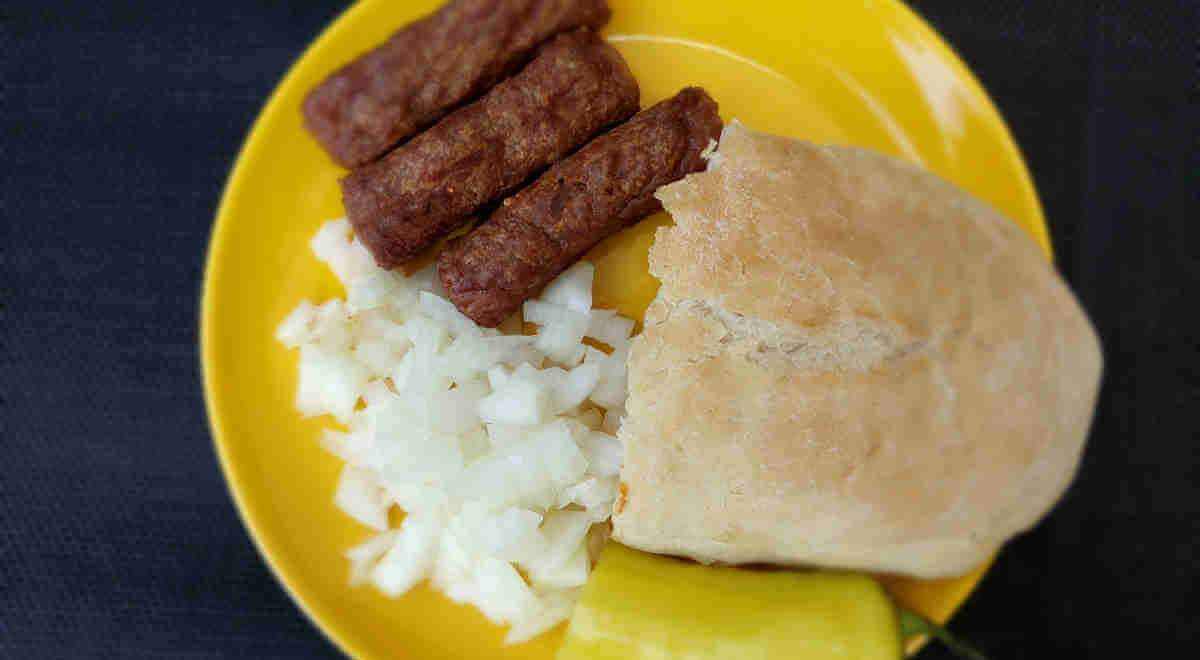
left=558, top=542, right=986, bottom=660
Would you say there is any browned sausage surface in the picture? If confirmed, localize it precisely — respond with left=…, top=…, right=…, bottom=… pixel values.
left=303, top=0, right=611, bottom=168
left=341, top=29, right=639, bottom=269
left=438, top=87, right=722, bottom=327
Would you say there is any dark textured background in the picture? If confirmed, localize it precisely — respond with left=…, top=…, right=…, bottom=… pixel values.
left=2, top=1, right=1196, bottom=658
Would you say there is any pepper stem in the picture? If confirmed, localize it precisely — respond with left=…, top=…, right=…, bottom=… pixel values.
left=898, top=607, right=990, bottom=660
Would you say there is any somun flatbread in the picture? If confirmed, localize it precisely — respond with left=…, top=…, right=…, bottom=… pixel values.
left=611, top=122, right=1102, bottom=579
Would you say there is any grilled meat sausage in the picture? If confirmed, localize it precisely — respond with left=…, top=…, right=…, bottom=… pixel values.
left=303, top=0, right=612, bottom=168
left=341, top=29, right=639, bottom=269
left=438, top=87, right=721, bottom=327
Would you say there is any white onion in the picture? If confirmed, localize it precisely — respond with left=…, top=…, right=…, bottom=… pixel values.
left=534, top=313, right=589, bottom=365
left=311, top=218, right=377, bottom=286
left=577, top=432, right=622, bottom=478
left=296, top=343, right=370, bottom=424
left=334, top=465, right=390, bottom=531
left=503, top=588, right=579, bottom=645
left=278, top=218, right=636, bottom=642
left=275, top=299, right=318, bottom=348
left=559, top=476, right=620, bottom=522
left=475, top=508, right=545, bottom=563
left=587, top=308, right=636, bottom=349
left=372, top=511, right=440, bottom=597
left=538, top=261, right=594, bottom=312
left=588, top=342, right=630, bottom=410
left=345, top=529, right=398, bottom=586
left=478, top=374, right=553, bottom=426
left=319, top=429, right=373, bottom=468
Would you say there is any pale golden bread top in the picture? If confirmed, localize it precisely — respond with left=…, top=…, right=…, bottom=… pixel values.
left=611, top=122, right=1102, bottom=578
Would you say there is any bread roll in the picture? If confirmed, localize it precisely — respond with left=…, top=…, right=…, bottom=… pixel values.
left=611, top=122, right=1102, bottom=578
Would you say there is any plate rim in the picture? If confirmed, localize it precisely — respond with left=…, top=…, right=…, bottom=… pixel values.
left=201, top=1, right=1048, bottom=658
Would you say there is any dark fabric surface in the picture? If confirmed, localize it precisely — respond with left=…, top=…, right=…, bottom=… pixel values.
left=1, top=1, right=1195, bottom=658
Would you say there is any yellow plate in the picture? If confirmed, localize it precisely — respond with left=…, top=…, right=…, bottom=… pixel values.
left=202, top=1, right=1050, bottom=658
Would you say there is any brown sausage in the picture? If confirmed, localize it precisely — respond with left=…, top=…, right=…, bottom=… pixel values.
left=341, top=29, right=639, bottom=269
left=303, top=0, right=612, bottom=168
left=438, top=87, right=722, bottom=327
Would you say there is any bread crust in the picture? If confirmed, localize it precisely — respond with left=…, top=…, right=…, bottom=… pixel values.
left=611, top=122, right=1103, bottom=578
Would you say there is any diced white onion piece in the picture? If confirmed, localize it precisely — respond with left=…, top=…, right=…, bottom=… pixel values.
left=476, top=508, right=545, bottom=563
left=402, top=316, right=450, bottom=357
left=586, top=308, right=636, bottom=348
left=420, top=291, right=482, bottom=338
left=486, top=364, right=511, bottom=391
left=577, top=432, right=622, bottom=478
left=346, top=410, right=370, bottom=433
left=535, top=511, right=592, bottom=566
left=354, top=338, right=402, bottom=376
left=444, top=334, right=534, bottom=383
left=345, top=529, right=399, bottom=586
left=556, top=361, right=601, bottom=413
left=320, top=429, right=374, bottom=468
left=312, top=299, right=354, bottom=351
left=453, top=421, right=587, bottom=510
left=526, top=540, right=590, bottom=590
left=433, top=515, right=482, bottom=592
left=532, top=308, right=590, bottom=365
left=503, top=589, right=578, bottom=645
left=524, top=300, right=590, bottom=365
left=275, top=299, right=318, bottom=348
left=372, top=512, right=439, bottom=597
left=296, top=343, right=370, bottom=424
left=373, top=401, right=465, bottom=486
left=470, top=557, right=540, bottom=624
left=559, top=476, right=619, bottom=521
left=534, top=421, right=590, bottom=488
left=520, top=510, right=592, bottom=588
left=345, top=529, right=399, bottom=563
left=311, top=218, right=377, bottom=286
left=357, top=309, right=411, bottom=346
left=310, top=217, right=351, bottom=259
left=522, top=299, right=570, bottom=328
left=478, top=374, right=553, bottom=426
left=485, top=423, right=531, bottom=450
left=347, top=270, right=404, bottom=313
left=384, top=481, right=450, bottom=520
left=539, top=261, right=594, bottom=313
left=429, top=378, right=487, bottom=435
left=459, top=426, right=491, bottom=464
left=334, top=465, right=390, bottom=531
left=357, top=378, right=394, bottom=410
left=500, top=343, right=545, bottom=369
left=589, top=342, right=629, bottom=409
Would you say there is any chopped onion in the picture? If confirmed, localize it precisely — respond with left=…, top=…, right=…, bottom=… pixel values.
left=345, top=529, right=398, bottom=586
left=475, top=508, right=545, bottom=563
left=478, top=373, right=553, bottom=426
left=586, top=308, right=636, bottom=348
left=296, top=343, right=370, bottom=424
left=334, top=465, right=390, bottom=531
left=577, top=432, right=622, bottom=478
left=372, top=512, right=439, bottom=597
left=278, top=218, right=637, bottom=643
left=539, top=261, right=594, bottom=313
left=275, top=299, right=318, bottom=348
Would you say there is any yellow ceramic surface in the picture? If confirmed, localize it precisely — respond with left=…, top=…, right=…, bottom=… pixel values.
left=202, top=1, right=1049, bottom=658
